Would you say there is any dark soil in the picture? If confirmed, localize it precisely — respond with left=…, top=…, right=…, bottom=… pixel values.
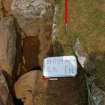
left=33, top=70, right=87, bottom=105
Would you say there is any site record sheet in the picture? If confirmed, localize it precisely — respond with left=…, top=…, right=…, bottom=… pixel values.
left=43, top=56, right=77, bottom=78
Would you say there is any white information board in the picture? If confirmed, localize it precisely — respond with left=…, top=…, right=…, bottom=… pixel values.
left=43, top=56, right=77, bottom=78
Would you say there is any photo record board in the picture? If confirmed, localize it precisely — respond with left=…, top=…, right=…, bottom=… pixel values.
left=43, top=56, right=77, bottom=78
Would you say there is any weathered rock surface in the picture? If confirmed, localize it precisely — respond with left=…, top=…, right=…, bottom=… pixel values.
left=0, top=0, right=12, bottom=18
left=11, top=0, right=55, bottom=38
left=2, top=0, right=12, bottom=16
left=0, top=70, right=14, bottom=105
left=86, top=76, right=105, bottom=105
left=73, top=38, right=96, bottom=74
left=15, top=71, right=39, bottom=105
left=0, top=0, right=3, bottom=19
left=0, top=17, right=16, bottom=75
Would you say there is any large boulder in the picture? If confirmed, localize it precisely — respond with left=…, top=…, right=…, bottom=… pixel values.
left=11, top=0, right=55, bottom=38
left=0, top=0, right=12, bottom=18
left=2, top=0, right=13, bottom=16
left=15, top=71, right=39, bottom=105
left=0, top=70, right=14, bottom=105
left=0, top=17, right=16, bottom=75
left=0, top=0, right=4, bottom=19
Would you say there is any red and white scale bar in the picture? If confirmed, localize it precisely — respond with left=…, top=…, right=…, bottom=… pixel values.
left=64, top=0, right=69, bottom=25
left=64, top=0, right=74, bottom=32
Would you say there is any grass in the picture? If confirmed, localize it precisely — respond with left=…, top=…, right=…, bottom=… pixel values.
left=56, top=0, right=105, bottom=53
left=55, top=0, right=105, bottom=101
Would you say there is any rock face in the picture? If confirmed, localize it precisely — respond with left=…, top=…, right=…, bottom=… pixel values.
left=0, top=0, right=3, bottom=18
left=11, top=0, right=55, bottom=69
left=0, top=17, right=16, bottom=75
left=2, top=0, right=13, bottom=16
left=0, top=70, right=14, bottom=105
left=11, top=0, right=55, bottom=38
left=0, top=0, right=12, bottom=18
left=15, top=71, right=39, bottom=105
left=73, top=38, right=96, bottom=74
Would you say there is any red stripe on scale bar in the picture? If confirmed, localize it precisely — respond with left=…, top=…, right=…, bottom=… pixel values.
left=64, top=0, right=69, bottom=24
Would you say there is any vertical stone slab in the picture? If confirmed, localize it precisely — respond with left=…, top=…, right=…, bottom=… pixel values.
left=0, top=17, right=16, bottom=75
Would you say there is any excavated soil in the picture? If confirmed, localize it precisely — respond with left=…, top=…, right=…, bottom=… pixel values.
left=33, top=70, right=87, bottom=105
